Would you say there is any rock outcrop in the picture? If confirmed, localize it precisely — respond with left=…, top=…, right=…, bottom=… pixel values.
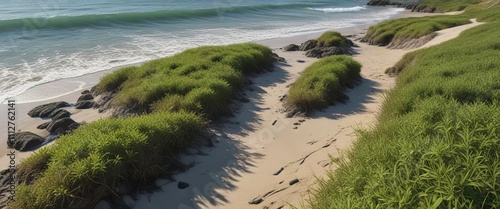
left=8, top=132, right=45, bottom=151
left=46, top=118, right=80, bottom=135
left=27, top=102, right=70, bottom=117
left=284, top=36, right=354, bottom=58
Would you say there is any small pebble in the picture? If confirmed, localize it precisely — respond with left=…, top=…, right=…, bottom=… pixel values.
left=248, top=198, right=263, bottom=205
left=289, top=178, right=300, bottom=185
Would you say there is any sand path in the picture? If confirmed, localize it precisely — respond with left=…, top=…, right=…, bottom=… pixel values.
left=133, top=19, right=483, bottom=209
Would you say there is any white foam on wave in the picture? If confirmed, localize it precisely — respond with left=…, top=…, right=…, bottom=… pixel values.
left=308, top=6, right=366, bottom=13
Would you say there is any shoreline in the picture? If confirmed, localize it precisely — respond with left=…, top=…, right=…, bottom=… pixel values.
left=0, top=8, right=463, bottom=208
left=1, top=9, right=435, bottom=106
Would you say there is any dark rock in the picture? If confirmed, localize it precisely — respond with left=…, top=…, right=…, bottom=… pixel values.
left=77, top=93, right=94, bottom=102
left=50, top=109, right=72, bottom=121
left=305, top=46, right=351, bottom=58
left=273, top=167, right=284, bottom=175
left=385, top=67, right=397, bottom=75
left=283, top=44, right=300, bottom=51
left=297, top=60, right=305, bottom=63
left=289, top=178, right=300, bottom=185
left=28, top=102, right=70, bottom=117
left=299, top=39, right=317, bottom=51
left=272, top=53, right=286, bottom=62
left=75, top=100, right=96, bottom=109
left=37, top=122, right=51, bottom=130
left=81, top=90, right=90, bottom=94
left=293, top=122, right=301, bottom=126
left=367, top=0, right=394, bottom=6
left=248, top=198, right=263, bottom=204
left=49, top=108, right=68, bottom=118
left=177, top=181, right=189, bottom=189
left=47, top=118, right=80, bottom=135
left=8, top=132, right=45, bottom=151
left=293, top=127, right=298, bottom=129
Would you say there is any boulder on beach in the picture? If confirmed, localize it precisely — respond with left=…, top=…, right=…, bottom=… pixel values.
left=28, top=101, right=70, bottom=117
left=46, top=118, right=80, bottom=134
left=49, top=109, right=72, bottom=120
left=8, top=132, right=45, bottom=151
left=37, top=121, right=51, bottom=130
left=299, top=40, right=317, bottom=51
left=305, top=46, right=351, bottom=58
left=283, top=44, right=300, bottom=51
left=76, top=100, right=96, bottom=109
left=77, top=93, right=94, bottom=102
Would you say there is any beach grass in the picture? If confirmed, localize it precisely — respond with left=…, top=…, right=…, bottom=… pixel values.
left=96, top=43, right=273, bottom=119
left=310, top=6, right=500, bottom=208
left=362, top=15, right=470, bottom=47
left=285, top=55, right=361, bottom=113
left=11, top=43, right=274, bottom=208
left=417, top=0, right=483, bottom=12
left=316, top=31, right=350, bottom=47
left=11, top=111, right=206, bottom=209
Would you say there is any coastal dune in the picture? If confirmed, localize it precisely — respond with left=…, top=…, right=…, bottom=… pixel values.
left=131, top=14, right=481, bottom=209
left=0, top=9, right=483, bottom=209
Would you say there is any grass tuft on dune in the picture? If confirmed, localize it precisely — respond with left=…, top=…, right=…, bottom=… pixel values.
left=11, top=43, right=274, bottom=209
left=285, top=55, right=361, bottom=113
left=310, top=5, right=500, bottom=209
left=96, top=43, right=273, bottom=119
left=361, top=15, right=470, bottom=48
left=316, top=31, right=351, bottom=47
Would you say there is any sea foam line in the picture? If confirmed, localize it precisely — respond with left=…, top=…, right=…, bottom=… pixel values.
left=308, top=6, right=366, bottom=13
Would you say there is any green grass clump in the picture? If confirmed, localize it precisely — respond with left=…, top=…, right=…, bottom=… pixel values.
left=11, top=43, right=274, bottom=208
left=11, top=111, right=206, bottom=209
left=310, top=7, right=500, bottom=209
left=362, top=15, right=470, bottom=47
left=96, top=43, right=273, bottom=118
left=316, top=31, right=350, bottom=47
left=464, top=4, right=500, bottom=22
left=286, top=55, right=361, bottom=113
left=416, top=0, right=483, bottom=12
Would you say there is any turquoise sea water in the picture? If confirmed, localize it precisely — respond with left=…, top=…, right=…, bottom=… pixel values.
left=0, top=0, right=403, bottom=103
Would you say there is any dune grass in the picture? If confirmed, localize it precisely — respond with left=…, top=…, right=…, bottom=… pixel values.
left=316, top=31, right=350, bottom=47
left=96, top=43, right=273, bottom=119
left=310, top=6, right=500, bottom=209
left=464, top=4, right=500, bottom=21
left=416, top=0, right=483, bottom=12
left=11, top=43, right=274, bottom=209
left=361, top=15, right=470, bottom=47
left=11, top=111, right=206, bottom=209
left=285, top=55, right=361, bottom=113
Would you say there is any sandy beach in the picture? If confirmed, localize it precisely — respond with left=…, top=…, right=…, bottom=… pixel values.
left=0, top=9, right=482, bottom=209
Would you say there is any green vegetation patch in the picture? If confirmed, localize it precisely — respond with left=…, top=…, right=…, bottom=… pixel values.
left=11, top=111, right=206, bottom=209
left=310, top=9, right=500, bottom=209
left=316, top=31, right=350, bottom=47
left=11, top=43, right=275, bottom=208
left=417, top=0, right=483, bottom=12
left=96, top=43, right=273, bottom=119
left=362, top=15, right=470, bottom=47
left=464, top=4, right=500, bottom=22
left=285, top=55, right=361, bottom=113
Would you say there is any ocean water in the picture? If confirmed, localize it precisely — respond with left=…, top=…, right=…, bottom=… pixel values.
left=0, top=0, right=403, bottom=103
